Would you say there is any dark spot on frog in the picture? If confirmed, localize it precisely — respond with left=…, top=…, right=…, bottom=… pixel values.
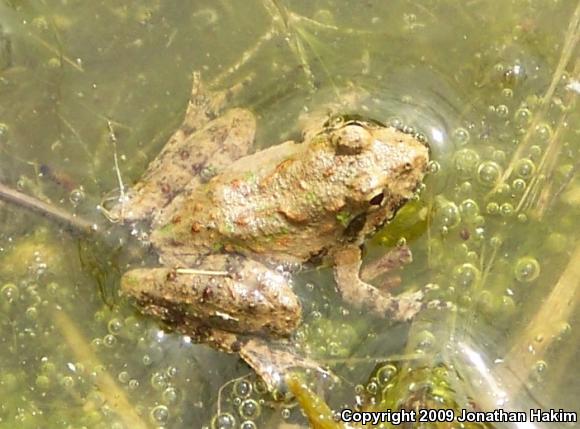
left=230, top=340, right=242, bottom=353
left=190, top=221, right=202, bottom=233
left=191, top=161, right=205, bottom=175
left=202, top=286, right=213, bottom=301
left=160, top=182, right=172, bottom=196
left=343, top=212, right=367, bottom=240
left=308, top=247, right=328, bottom=265
left=369, top=192, right=384, bottom=206
left=179, top=149, right=190, bottom=160
left=181, top=125, right=197, bottom=137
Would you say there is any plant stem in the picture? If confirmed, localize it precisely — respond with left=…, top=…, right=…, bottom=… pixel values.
left=53, top=309, right=149, bottom=429
left=502, top=241, right=580, bottom=386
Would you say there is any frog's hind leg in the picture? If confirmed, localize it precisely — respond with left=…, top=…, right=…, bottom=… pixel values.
left=121, top=259, right=329, bottom=391
left=169, top=318, right=332, bottom=392
left=109, top=75, right=256, bottom=223
left=238, top=338, right=335, bottom=392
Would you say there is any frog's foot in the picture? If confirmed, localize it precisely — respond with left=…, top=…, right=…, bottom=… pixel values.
left=183, top=71, right=254, bottom=132
left=333, top=245, right=429, bottom=322
left=360, top=244, right=412, bottom=287
left=239, top=338, right=335, bottom=393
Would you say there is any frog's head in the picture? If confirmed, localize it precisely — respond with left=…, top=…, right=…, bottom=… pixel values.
left=321, top=115, right=430, bottom=241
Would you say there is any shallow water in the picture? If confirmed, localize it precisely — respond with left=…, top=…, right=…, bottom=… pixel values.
left=1, top=1, right=579, bottom=428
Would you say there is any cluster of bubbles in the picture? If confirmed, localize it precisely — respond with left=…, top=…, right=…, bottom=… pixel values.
left=209, top=378, right=276, bottom=429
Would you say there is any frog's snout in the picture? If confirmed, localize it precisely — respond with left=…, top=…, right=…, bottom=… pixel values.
left=331, top=124, right=372, bottom=155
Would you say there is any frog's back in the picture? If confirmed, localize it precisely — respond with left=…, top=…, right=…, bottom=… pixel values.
left=151, top=138, right=345, bottom=266
left=152, top=120, right=429, bottom=269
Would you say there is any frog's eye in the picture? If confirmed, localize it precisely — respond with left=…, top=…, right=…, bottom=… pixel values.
left=369, top=192, right=384, bottom=206
left=324, top=115, right=345, bottom=130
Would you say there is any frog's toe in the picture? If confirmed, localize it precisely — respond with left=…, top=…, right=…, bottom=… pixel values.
left=239, top=338, right=335, bottom=393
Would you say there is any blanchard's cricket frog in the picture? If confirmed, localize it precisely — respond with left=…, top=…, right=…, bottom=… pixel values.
left=110, top=73, right=430, bottom=388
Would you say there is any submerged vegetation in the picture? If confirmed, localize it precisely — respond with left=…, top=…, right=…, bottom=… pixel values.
left=1, top=0, right=579, bottom=428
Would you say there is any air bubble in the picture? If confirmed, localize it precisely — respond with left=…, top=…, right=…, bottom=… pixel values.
left=503, top=63, right=526, bottom=86
left=103, top=334, right=117, bottom=348
left=500, top=203, right=514, bottom=217
left=452, top=127, right=470, bottom=146
left=454, top=263, right=481, bottom=288
left=534, top=124, right=552, bottom=142
left=514, top=108, right=531, bottom=129
left=151, top=372, right=166, bottom=390
left=239, top=399, right=261, bottom=419
left=240, top=422, right=257, bottom=429
left=515, top=159, right=535, bottom=179
left=365, top=380, right=379, bottom=395
left=388, top=117, right=402, bottom=129
left=253, top=379, right=267, bottom=395
left=502, top=88, right=513, bottom=98
left=1, top=283, right=19, bottom=303
left=512, top=178, right=526, bottom=193
left=414, top=330, right=436, bottom=352
left=453, top=149, right=480, bottom=179
left=438, top=200, right=460, bottom=228
left=212, top=413, right=236, bottom=429
left=514, top=257, right=540, bottom=282
left=108, top=318, right=123, bottom=335
left=490, top=235, right=503, bottom=248
left=60, top=375, right=75, bottom=389
left=69, top=188, right=85, bottom=206
left=163, top=387, right=178, bottom=404
left=118, top=371, right=130, bottom=384
left=496, top=104, right=509, bottom=118
left=486, top=202, right=499, bottom=215
left=150, top=405, right=169, bottom=424
left=376, top=364, right=397, bottom=385
left=477, top=161, right=502, bottom=187
left=427, top=160, right=440, bottom=174
left=25, top=306, right=38, bottom=320
left=460, top=199, right=479, bottom=222
left=534, top=360, right=547, bottom=379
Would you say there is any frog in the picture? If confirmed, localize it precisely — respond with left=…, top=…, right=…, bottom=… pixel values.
left=109, top=72, right=431, bottom=389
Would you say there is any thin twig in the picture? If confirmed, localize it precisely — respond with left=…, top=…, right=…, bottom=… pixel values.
left=210, top=27, right=275, bottom=87
left=107, top=120, right=126, bottom=217
left=175, top=268, right=229, bottom=276
left=262, top=0, right=316, bottom=90
left=0, top=181, right=93, bottom=234
left=493, top=2, right=580, bottom=190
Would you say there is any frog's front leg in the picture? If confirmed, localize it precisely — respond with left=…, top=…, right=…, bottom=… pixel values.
left=333, top=245, right=425, bottom=321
